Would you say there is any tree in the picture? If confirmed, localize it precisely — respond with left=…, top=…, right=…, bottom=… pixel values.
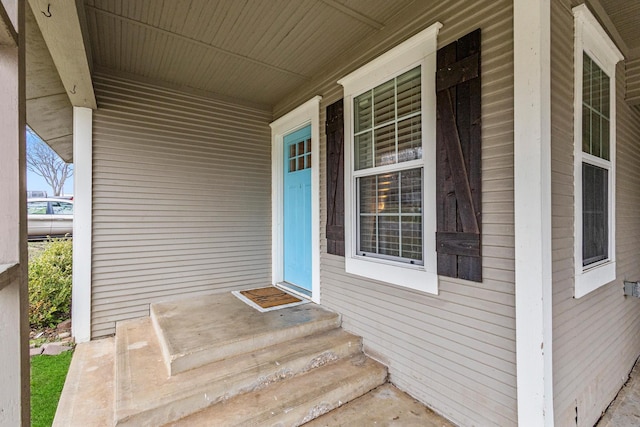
left=26, top=129, right=73, bottom=196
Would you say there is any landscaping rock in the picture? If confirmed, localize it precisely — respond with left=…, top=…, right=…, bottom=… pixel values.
left=57, top=319, right=72, bottom=332
left=30, top=347, right=44, bottom=357
left=42, top=344, right=72, bottom=356
left=58, top=332, right=71, bottom=339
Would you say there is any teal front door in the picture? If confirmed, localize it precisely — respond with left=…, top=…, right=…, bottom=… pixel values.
left=283, top=125, right=312, bottom=293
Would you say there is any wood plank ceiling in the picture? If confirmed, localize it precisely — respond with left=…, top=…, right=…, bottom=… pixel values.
left=600, top=0, right=640, bottom=57
left=83, top=0, right=414, bottom=107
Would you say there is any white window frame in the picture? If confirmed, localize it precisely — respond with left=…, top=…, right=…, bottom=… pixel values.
left=338, top=23, right=441, bottom=295
left=573, top=4, right=623, bottom=298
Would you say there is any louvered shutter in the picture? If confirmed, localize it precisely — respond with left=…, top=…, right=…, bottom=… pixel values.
left=436, top=29, right=482, bottom=282
left=326, top=99, right=345, bottom=256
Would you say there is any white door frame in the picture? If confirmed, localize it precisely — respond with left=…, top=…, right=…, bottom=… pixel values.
left=270, top=96, right=322, bottom=303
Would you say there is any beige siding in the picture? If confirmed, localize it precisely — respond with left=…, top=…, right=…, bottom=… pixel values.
left=626, top=57, right=640, bottom=105
left=551, top=2, right=640, bottom=426
left=275, top=2, right=516, bottom=425
left=91, top=73, right=272, bottom=337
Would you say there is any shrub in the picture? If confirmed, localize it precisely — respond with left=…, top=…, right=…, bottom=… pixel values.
left=29, top=238, right=73, bottom=329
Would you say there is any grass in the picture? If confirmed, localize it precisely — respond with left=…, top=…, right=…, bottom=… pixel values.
left=30, top=351, right=73, bottom=427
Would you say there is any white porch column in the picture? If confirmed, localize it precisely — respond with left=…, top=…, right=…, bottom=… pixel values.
left=514, top=0, right=554, bottom=425
left=0, top=0, right=29, bottom=425
left=72, top=106, right=92, bottom=342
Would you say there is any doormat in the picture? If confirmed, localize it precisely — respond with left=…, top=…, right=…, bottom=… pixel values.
left=232, top=286, right=309, bottom=312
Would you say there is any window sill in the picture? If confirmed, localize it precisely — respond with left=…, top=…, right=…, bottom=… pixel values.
left=574, top=260, right=616, bottom=298
left=345, top=256, right=438, bottom=295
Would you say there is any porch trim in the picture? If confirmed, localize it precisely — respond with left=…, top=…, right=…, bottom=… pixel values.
left=270, top=96, right=322, bottom=304
left=72, top=106, right=92, bottom=342
left=514, top=0, right=554, bottom=425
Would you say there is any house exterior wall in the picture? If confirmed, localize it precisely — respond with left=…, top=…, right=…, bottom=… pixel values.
left=275, top=2, right=516, bottom=425
left=626, top=57, right=640, bottom=104
left=551, top=1, right=640, bottom=426
left=90, top=73, right=273, bottom=337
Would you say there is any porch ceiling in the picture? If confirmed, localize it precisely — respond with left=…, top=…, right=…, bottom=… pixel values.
left=82, top=0, right=414, bottom=107
left=599, top=0, right=640, bottom=57
left=26, top=1, right=640, bottom=161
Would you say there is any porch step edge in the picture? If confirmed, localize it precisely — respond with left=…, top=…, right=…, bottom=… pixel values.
left=166, top=354, right=388, bottom=426
left=149, top=294, right=341, bottom=376
left=115, top=317, right=362, bottom=427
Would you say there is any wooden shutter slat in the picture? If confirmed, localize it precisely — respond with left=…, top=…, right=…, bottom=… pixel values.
left=326, top=99, right=345, bottom=256
left=436, top=29, right=482, bottom=282
left=436, top=89, right=479, bottom=234
left=436, top=232, right=481, bottom=257
left=436, top=52, right=480, bottom=92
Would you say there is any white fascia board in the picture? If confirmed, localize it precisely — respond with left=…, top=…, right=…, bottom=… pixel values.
left=27, top=0, right=96, bottom=108
left=513, top=0, right=554, bottom=425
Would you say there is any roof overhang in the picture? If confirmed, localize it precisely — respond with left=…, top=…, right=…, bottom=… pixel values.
left=26, top=0, right=96, bottom=162
left=0, top=2, right=18, bottom=46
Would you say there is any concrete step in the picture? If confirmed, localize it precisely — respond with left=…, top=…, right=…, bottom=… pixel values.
left=115, top=317, right=363, bottom=427
left=166, top=354, right=388, bottom=427
left=150, top=292, right=341, bottom=375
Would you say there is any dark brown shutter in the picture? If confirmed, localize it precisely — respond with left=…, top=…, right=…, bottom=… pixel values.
left=436, top=29, right=482, bottom=282
left=326, top=99, right=344, bottom=256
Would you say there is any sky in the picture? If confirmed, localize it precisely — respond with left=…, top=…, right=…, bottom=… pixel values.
left=27, top=130, right=74, bottom=196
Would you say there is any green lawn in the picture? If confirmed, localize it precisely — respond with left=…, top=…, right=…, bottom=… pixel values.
left=30, top=351, right=73, bottom=427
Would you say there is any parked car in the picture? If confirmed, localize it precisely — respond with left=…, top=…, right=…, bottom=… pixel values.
left=27, top=198, right=73, bottom=239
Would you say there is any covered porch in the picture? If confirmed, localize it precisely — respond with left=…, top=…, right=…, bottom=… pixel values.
left=3, top=0, right=640, bottom=426
left=52, top=288, right=453, bottom=425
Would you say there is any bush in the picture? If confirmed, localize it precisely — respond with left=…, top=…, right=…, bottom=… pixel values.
left=29, top=238, right=72, bottom=329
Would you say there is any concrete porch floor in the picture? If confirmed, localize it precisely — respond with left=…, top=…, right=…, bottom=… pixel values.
left=53, top=292, right=456, bottom=426
left=597, top=359, right=640, bottom=426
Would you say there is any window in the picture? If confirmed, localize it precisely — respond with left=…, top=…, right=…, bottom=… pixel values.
left=355, top=67, right=423, bottom=265
left=573, top=5, right=623, bottom=298
left=338, top=23, right=441, bottom=294
left=51, top=201, right=73, bottom=215
left=27, top=201, right=48, bottom=215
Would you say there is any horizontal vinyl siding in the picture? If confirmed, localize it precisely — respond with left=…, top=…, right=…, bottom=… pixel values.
left=552, top=2, right=640, bottom=426
left=275, top=2, right=515, bottom=425
left=91, top=73, right=272, bottom=337
left=626, top=57, right=640, bottom=104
